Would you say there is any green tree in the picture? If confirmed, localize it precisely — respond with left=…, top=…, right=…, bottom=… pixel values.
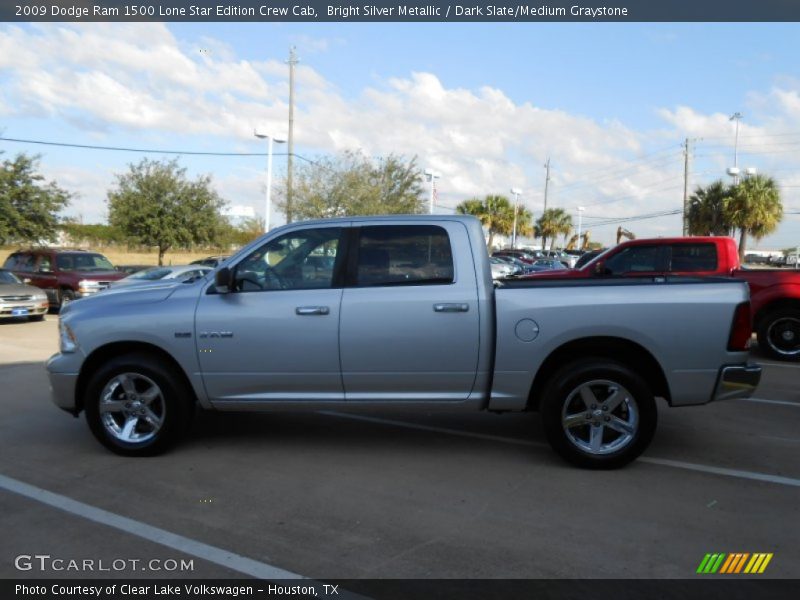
left=726, top=174, right=783, bottom=261
left=456, top=194, right=533, bottom=251
left=535, top=208, right=573, bottom=250
left=107, top=158, right=227, bottom=265
left=687, top=180, right=733, bottom=236
left=0, top=153, right=71, bottom=245
left=283, top=151, right=425, bottom=220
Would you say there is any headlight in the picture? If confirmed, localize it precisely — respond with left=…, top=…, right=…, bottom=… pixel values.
left=78, top=280, right=101, bottom=293
left=59, top=321, right=79, bottom=353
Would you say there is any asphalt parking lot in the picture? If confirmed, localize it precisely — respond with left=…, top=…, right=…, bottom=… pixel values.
left=0, top=316, right=798, bottom=581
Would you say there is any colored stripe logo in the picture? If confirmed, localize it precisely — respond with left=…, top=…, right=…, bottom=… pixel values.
left=697, top=553, right=773, bottom=574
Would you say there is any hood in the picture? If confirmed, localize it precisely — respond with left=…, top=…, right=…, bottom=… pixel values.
left=0, top=282, right=48, bottom=298
left=60, top=280, right=184, bottom=317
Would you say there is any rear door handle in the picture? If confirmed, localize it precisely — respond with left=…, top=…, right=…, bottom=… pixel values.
left=295, top=306, right=330, bottom=316
left=433, top=303, right=469, bottom=313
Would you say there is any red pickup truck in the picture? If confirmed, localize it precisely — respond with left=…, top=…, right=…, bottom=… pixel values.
left=525, top=236, right=800, bottom=361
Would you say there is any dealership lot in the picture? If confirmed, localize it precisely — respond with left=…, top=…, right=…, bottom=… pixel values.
left=0, top=317, right=798, bottom=579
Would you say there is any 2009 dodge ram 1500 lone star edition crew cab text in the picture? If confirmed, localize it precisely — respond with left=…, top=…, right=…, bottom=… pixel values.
left=47, top=216, right=762, bottom=468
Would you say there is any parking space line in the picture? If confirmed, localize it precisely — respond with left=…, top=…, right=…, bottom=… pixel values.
left=321, top=412, right=800, bottom=489
left=0, top=473, right=305, bottom=580
left=759, top=361, right=800, bottom=370
left=741, top=397, right=800, bottom=408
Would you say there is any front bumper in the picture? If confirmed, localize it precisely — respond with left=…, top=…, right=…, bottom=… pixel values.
left=712, top=364, right=762, bottom=402
left=46, top=353, right=82, bottom=415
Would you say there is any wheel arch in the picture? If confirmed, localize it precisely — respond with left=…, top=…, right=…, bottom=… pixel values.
left=76, top=342, right=197, bottom=414
left=754, top=298, right=800, bottom=329
left=527, top=336, right=671, bottom=411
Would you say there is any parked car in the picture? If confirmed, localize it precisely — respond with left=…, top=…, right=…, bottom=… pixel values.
left=111, top=265, right=213, bottom=288
left=489, top=257, right=518, bottom=279
left=493, top=249, right=542, bottom=264
left=48, top=216, right=759, bottom=468
left=541, top=250, right=578, bottom=268
left=523, top=236, right=800, bottom=360
left=116, top=265, right=152, bottom=276
left=3, top=248, right=126, bottom=309
left=0, top=269, right=49, bottom=321
left=528, top=259, right=568, bottom=272
left=190, top=255, right=229, bottom=268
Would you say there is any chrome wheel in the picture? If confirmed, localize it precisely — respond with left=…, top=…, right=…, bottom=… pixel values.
left=561, top=379, right=639, bottom=455
left=99, top=373, right=165, bottom=444
left=765, top=316, right=800, bottom=357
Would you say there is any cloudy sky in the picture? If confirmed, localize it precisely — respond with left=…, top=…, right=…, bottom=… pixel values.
left=1, top=21, right=800, bottom=248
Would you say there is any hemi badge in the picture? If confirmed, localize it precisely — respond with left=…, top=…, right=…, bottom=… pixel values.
left=174, top=332, right=192, bottom=338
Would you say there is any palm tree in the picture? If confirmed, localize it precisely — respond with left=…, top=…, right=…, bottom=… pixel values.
left=687, top=180, right=734, bottom=236
left=725, top=174, right=783, bottom=260
left=535, top=208, right=573, bottom=250
left=457, top=194, right=523, bottom=251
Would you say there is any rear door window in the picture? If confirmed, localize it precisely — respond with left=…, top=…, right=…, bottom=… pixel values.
left=668, top=244, right=718, bottom=272
left=353, top=225, right=454, bottom=287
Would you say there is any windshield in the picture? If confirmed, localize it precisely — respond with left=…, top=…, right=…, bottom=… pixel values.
left=127, top=267, right=172, bottom=281
left=0, top=271, right=22, bottom=284
left=56, top=253, right=115, bottom=272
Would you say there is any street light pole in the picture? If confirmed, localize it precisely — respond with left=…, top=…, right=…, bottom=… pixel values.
left=510, top=188, right=522, bottom=249
left=424, top=169, right=440, bottom=214
left=255, top=130, right=286, bottom=233
left=577, top=206, right=585, bottom=247
left=730, top=112, right=743, bottom=185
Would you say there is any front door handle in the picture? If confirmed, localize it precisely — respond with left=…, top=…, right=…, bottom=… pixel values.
left=433, top=303, right=470, bottom=313
left=295, top=306, right=330, bottom=316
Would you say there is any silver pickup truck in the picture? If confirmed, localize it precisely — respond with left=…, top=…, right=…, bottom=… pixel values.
left=47, top=215, right=761, bottom=468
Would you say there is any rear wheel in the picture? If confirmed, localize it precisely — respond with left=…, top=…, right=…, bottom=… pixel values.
left=84, top=354, right=193, bottom=456
left=757, top=309, right=800, bottom=361
left=540, top=359, right=657, bottom=469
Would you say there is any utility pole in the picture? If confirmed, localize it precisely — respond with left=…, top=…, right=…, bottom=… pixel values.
left=543, top=157, right=551, bottom=213
left=682, top=138, right=690, bottom=236
left=730, top=112, right=743, bottom=185
left=286, top=46, right=299, bottom=223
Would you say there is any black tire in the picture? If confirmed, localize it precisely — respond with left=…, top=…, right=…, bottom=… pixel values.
left=84, top=353, right=194, bottom=456
left=756, top=309, right=800, bottom=361
left=58, top=288, right=76, bottom=310
left=540, top=359, right=657, bottom=469
left=29, top=314, right=45, bottom=322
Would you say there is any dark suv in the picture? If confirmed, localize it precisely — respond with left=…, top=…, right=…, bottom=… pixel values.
left=3, top=249, right=126, bottom=309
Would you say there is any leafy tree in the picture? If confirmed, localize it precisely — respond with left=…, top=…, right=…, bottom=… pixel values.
left=107, top=158, right=227, bottom=265
left=456, top=194, right=533, bottom=251
left=535, top=208, right=573, bottom=250
left=282, top=151, right=425, bottom=220
left=0, top=153, right=71, bottom=245
left=726, top=174, right=783, bottom=260
left=687, top=180, right=733, bottom=236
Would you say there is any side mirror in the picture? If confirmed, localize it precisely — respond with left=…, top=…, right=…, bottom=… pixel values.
left=215, top=267, right=233, bottom=294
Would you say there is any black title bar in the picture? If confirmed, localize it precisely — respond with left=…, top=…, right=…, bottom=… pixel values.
left=3, top=0, right=800, bottom=22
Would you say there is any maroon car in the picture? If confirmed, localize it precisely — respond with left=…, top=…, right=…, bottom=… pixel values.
left=3, top=248, right=126, bottom=309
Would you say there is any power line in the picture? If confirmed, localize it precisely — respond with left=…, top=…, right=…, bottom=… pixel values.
left=0, top=136, right=274, bottom=156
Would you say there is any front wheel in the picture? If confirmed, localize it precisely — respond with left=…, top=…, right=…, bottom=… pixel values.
left=84, top=354, right=193, bottom=456
left=757, top=309, right=800, bottom=361
left=540, top=359, right=657, bottom=469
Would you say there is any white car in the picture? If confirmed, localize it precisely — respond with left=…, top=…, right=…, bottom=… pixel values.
left=111, top=265, right=212, bottom=288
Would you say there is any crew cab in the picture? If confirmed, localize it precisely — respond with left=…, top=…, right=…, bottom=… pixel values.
left=524, top=236, right=800, bottom=361
left=46, top=216, right=761, bottom=468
